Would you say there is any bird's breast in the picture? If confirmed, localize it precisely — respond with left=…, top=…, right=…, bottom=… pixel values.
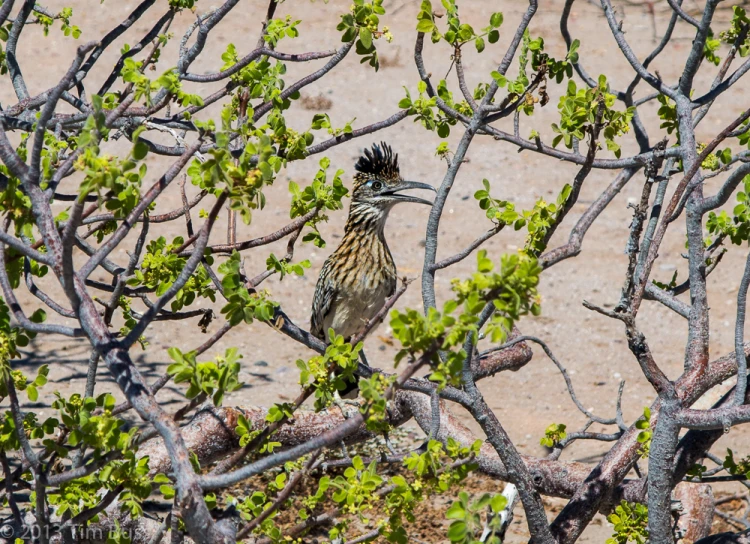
left=324, top=234, right=397, bottom=339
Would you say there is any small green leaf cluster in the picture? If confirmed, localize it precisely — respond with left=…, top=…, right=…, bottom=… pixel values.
left=266, top=253, right=310, bottom=280
left=606, top=501, right=648, bottom=544
left=720, top=7, right=750, bottom=57
left=58, top=7, right=82, bottom=39
left=104, top=454, right=154, bottom=516
left=381, top=439, right=480, bottom=542
left=126, top=236, right=216, bottom=311
left=0, top=23, right=11, bottom=75
left=167, top=347, right=244, bottom=406
left=121, top=61, right=203, bottom=107
left=263, top=16, right=301, bottom=47
left=736, top=120, right=750, bottom=149
left=154, top=472, right=176, bottom=500
left=657, top=94, right=678, bottom=138
left=435, top=141, right=451, bottom=158
left=522, top=32, right=573, bottom=85
left=50, top=454, right=153, bottom=519
left=484, top=30, right=575, bottom=115
left=168, top=0, right=196, bottom=10
left=232, top=488, right=272, bottom=520
left=0, top=297, right=45, bottom=367
left=724, top=448, right=750, bottom=478
left=636, top=406, right=652, bottom=459
left=218, top=251, right=278, bottom=325
left=233, top=414, right=259, bottom=449
left=697, top=142, right=731, bottom=171
left=399, top=80, right=470, bottom=138
left=519, top=185, right=573, bottom=257
left=76, top=128, right=151, bottom=219
left=358, top=372, right=396, bottom=432
left=704, top=30, right=721, bottom=66
left=540, top=422, right=567, bottom=448
left=117, top=296, right=148, bottom=350
left=405, top=438, right=479, bottom=488
left=391, top=251, right=540, bottom=388
left=229, top=458, right=327, bottom=540
left=706, top=173, right=750, bottom=245
left=297, top=330, right=363, bottom=410
left=416, top=0, right=502, bottom=53
left=686, top=463, right=707, bottom=480
left=3, top=245, right=49, bottom=293
left=435, top=79, right=473, bottom=128
left=551, top=76, right=634, bottom=158
left=106, top=524, right=133, bottom=544
left=311, top=113, right=356, bottom=137
left=0, top=168, right=33, bottom=237
left=234, top=412, right=280, bottom=453
left=37, top=6, right=81, bottom=39
left=0, top=365, right=49, bottom=402
left=451, top=250, right=541, bottom=343
left=266, top=402, right=294, bottom=425
left=75, top=147, right=147, bottom=216
left=331, top=456, right=384, bottom=517
left=47, top=474, right=109, bottom=520
left=52, top=393, right=131, bottom=452
left=298, top=475, right=331, bottom=520
left=75, top=94, right=111, bottom=153
left=288, top=157, right=349, bottom=247
left=389, top=303, right=470, bottom=389
left=337, top=0, right=388, bottom=70
left=156, top=69, right=204, bottom=107
left=259, top=112, right=311, bottom=161
left=473, top=179, right=518, bottom=222
left=445, top=491, right=508, bottom=544
left=0, top=410, right=57, bottom=453
left=651, top=270, right=678, bottom=292
left=220, top=47, right=294, bottom=113
left=189, top=134, right=280, bottom=225
left=40, top=131, right=71, bottom=185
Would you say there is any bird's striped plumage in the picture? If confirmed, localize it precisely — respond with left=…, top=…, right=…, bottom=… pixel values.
left=310, top=142, right=434, bottom=343
left=310, top=201, right=398, bottom=340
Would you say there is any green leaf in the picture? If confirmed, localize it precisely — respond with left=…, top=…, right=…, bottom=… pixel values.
left=447, top=521, right=468, bottom=542
left=360, top=27, right=373, bottom=49
left=490, top=70, right=507, bottom=87
left=133, top=140, right=148, bottom=160
left=417, top=19, right=435, bottom=33
left=26, top=385, right=38, bottom=402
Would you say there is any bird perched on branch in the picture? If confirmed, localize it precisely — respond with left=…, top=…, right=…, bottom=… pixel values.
left=311, top=142, right=435, bottom=396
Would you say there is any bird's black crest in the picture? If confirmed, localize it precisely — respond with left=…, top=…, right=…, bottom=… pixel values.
left=355, top=142, right=400, bottom=180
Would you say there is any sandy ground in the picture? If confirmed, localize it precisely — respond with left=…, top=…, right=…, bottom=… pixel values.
left=5, top=0, right=750, bottom=541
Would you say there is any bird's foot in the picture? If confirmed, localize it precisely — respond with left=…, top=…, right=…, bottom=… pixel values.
left=332, top=393, right=360, bottom=419
left=383, top=432, right=397, bottom=454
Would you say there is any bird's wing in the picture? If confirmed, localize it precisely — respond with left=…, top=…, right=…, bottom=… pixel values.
left=311, top=259, right=337, bottom=340
left=386, top=274, right=397, bottom=299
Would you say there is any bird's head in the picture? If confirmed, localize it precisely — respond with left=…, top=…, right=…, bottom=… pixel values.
left=351, top=142, right=435, bottom=208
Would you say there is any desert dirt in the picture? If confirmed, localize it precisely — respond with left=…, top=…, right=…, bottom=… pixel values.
left=5, top=0, right=750, bottom=541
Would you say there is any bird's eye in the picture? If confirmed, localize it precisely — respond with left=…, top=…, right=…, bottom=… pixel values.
left=371, top=180, right=382, bottom=191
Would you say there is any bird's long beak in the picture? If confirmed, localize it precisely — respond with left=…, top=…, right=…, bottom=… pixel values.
left=384, top=181, right=436, bottom=206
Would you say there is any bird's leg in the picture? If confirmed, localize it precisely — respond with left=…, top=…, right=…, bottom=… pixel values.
left=332, top=391, right=360, bottom=418
left=339, top=439, right=351, bottom=461
left=383, top=431, right=397, bottom=454
left=359, top=349, right=371, bottom=370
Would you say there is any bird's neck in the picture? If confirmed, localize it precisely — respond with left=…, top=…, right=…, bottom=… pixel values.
left=335, top=201, right=396, bottom=275
left=343, top=201, right=391, bottom=241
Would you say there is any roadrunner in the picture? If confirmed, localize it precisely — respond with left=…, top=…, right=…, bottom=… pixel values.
left=311, top=142, right=435, bottom=395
